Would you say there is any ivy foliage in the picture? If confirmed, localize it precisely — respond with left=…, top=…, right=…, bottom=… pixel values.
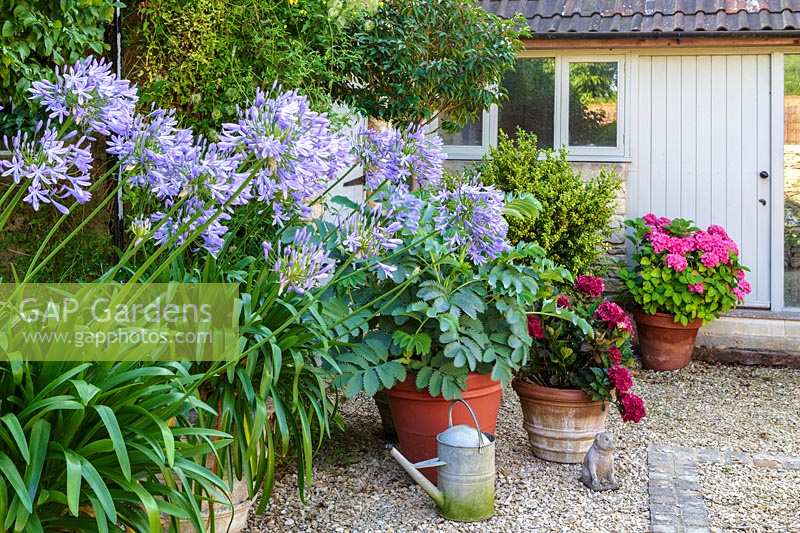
left=336, top=0, right=526, bottom=130
left=126, top=0, right=367, bottom=134
left=0, top=0, right=119, bottom=135
left=477, top=130, right=622, bottom=274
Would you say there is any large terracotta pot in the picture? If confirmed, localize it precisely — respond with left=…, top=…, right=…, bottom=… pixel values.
left=385, top=372, right=502, bottom=483
left=512, top=379, right=607, bottom=464
left=634, top=310, right=702, bottom=371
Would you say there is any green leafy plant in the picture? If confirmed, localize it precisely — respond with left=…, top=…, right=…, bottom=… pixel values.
left=332, top=183, right=586, bottom=400
left=335, top=0, right=526, bottom=129
left=0, top=361, right=230, bottom=531
left=477, top=130, right=621, bottom=273
left=520, top=274, right=646, bottom=423
left=620, top=214, right=751, bottom=325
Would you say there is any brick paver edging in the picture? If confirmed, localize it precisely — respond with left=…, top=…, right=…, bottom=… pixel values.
left=647, top=444, right=800, bottom=533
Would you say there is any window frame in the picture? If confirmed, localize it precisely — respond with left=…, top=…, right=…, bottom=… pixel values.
left=437, top=106, right=497, bottom=160
left=440, top=53, right=631, bottom=162
left=561, top=55, right=627, bottom=159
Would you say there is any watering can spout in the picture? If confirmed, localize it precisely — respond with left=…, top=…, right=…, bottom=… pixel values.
left=387, top=445, right=445, bottom=507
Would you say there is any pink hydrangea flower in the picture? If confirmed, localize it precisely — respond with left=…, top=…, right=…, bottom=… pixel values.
left=557, top=294, right=571, bottom=308
left=607, top=365, right=633, bottom=393
left=643, top=213, right=671, bottom=230
left=527, top=315, right=545, bottom=340
left=619, top=392, right=647, bottom=423
left=700, top=251, right=721, bottom=268
left=665, top=253, right=688, bottom=272
left=688, top=283, right=705, bottom=294
left=608, top=346, right=622, bottom=365
left=575, top=275, right=604, bottom=298
left=646, top=229, right=672, bottom=254
left=595, top=300, right=634, bottom=334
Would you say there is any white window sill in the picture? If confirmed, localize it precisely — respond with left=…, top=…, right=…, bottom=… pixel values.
left=443, top=151, right=631, bottom=164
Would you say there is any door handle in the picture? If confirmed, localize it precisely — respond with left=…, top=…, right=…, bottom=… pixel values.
left=759, top=199, right=767, bottom=206
left=760, top=171, right=769, bottom=179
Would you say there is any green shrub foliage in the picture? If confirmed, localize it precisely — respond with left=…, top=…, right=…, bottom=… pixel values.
left=335, top=0, right=525, bottom=129
left=0, top=0, right=118, bottom=135
left=477, top=130, right=621, bottom=273
left=127, top=0, right=366, bottom=134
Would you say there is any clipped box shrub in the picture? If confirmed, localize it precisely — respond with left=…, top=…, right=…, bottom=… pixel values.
left=477, top=130, right=621, bottom=274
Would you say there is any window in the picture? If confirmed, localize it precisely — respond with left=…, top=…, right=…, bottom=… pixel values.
left=441, top=55, right=627, bottom=161
left=784, top=54, right=800, bottom=308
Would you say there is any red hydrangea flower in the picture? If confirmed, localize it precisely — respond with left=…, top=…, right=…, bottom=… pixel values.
left=607, top=365, right=633, bottom=392
left=594, top=300, right=634, bottom=334
left=527, top=315, right=545, bottom=340
left=557, top=294, right=571, bottom=308
left=608, top=346, right=622, bottom=365
left=575, top=275, right=604, bottom=298
left=619, top=392, right=646, bottom=423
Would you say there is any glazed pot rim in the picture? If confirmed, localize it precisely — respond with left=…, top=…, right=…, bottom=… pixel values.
left=512, top=378, right=602, bottom=403
left=633, top=308, right=703, bottom=328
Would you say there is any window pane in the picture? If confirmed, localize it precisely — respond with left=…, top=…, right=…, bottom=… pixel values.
left=498, top=58, right=555, bottom=148
left=440, top=115, right=483, bottom=146
left=785, top=54, right=800, bottom=307
left=568, top=62, right=619, bottom=147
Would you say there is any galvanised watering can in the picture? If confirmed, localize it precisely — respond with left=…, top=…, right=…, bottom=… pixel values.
left=388, top=399, right=495, bottom=522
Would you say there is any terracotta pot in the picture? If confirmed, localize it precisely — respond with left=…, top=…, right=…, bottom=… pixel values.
left=385, top=372, right=502, bottom=483
left=634, top=310, right=702, bottom=371
left=512, top=379, right=607, bottom=464
left=373, top=390, right=397, bottom=439
left=169, top=478, right=252, bottom=533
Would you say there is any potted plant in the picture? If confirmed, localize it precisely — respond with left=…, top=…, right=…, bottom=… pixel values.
left=514, top=275, right=647, bottom=463
left=620, top=214, right=751, bottom=371
left=333, top=171, right=578, bottom=478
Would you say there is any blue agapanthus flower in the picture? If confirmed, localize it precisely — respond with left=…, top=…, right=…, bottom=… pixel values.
left=29, top=56, right=138, bottom=137
left=356, top=125, right=445, bottom=193
left=0, top=122, right=92, bottom=214
left=263, top=227, right=337, bottom=295
left=432, top=177, right=510, bottom=264
left=219, top=87, right=353, bottom=224
left=338, top=204, right=404, bottom=276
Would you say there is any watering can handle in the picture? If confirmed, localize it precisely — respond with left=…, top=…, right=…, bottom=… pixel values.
left=447, top=399, right=484, bottom=450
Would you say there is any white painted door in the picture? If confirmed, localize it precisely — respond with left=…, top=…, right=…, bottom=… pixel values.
left=632, top=55, right=772, bottom=307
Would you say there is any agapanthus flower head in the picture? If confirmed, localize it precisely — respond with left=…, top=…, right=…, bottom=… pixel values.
left=594, top=300, right=634, bottom=334
left=527, top=315, right=545, bottom=340
left=130, top=215, right=152, bottom=245
left=356, top=125, right=445, bottom=193
left=266, top=227, right=337, bottom=295
left=575, top=275, right=605, bottom=298
left=219, top=86, right=353, bottom=223
left=1, top=122, right=92, bottom=214
left=29, top=56, right=138, bottom=137
left=432, top=176, right=509, bottom=264
left=619, top=391, right=646, bottom=423
left=337, top=204, right=403, bottom=276
left=150, top=198, right=230, bottom=257
left=607, top=365, right=633, bottom=393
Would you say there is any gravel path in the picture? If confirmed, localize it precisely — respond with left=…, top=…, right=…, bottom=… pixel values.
left=701, top=463, right=800, bottom=532
left=250, top=363, right=800, bottom=532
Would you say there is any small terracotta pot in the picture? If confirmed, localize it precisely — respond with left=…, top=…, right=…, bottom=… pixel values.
left=512, top=379, right=607, bottom=464
left=385, top=372, right=502, bottom=483
left=634, top=310, right=702, bottom=371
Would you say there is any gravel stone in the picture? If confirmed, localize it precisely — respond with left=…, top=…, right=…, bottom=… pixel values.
left=249, top=363, right=800, bottom=532
left=700, top=463, right=800, bottom=532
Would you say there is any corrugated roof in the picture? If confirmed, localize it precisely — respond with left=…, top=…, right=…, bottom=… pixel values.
left=481, top=0, right=800, bottom=35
